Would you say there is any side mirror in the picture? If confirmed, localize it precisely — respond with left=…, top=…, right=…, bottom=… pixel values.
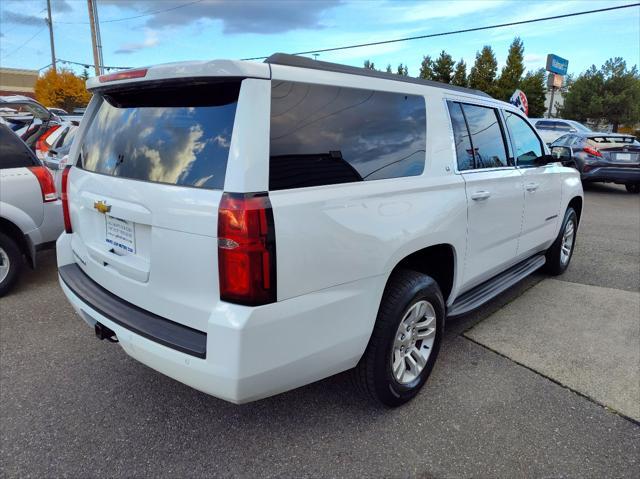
left=550, top=146, right=577, bottom=168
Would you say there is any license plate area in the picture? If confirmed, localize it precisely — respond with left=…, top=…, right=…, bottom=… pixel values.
left=616, top=153, right=631, bottom=161
left=105, top=215, right=136, bottom=255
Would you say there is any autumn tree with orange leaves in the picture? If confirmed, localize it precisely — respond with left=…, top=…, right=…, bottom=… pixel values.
left=34, top=68, right=91, bottom=112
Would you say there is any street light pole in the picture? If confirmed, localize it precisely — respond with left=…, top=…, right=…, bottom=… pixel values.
left=46, top=0, right=56, bottom=73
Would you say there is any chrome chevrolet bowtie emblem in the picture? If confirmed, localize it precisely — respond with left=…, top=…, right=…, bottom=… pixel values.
left=93, top=200, right=111, bottom=214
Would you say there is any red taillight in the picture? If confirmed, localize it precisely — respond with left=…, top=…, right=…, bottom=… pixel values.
left=98, top=68, right=148, bottom=83
left=35, top=124, right=61, bottom=156
left=28, top=166, right=57, bottom=203
left=61, top=166, right=72, bottom=233
left=218, top=192, right=276, bottom=306
left=584, top=146, right=602, bottom=157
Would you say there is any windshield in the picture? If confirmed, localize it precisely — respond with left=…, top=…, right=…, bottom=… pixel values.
left=570, top=122, right=591, bottom=132
left=79, top=81, right=240, bottom=190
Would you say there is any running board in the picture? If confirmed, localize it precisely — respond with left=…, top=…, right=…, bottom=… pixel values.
left=447, top=254, right=546, bottom=318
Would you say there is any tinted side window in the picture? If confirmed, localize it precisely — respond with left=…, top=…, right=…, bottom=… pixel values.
left=269, top=81, right=426, bottom=190
left=555, top=122, right=572, bottom=132
left=447, top=102, right=474, bottom=171
left=461, top=104, right=508, bottom=168
left=0, top=126, right=38, bottom=169
left=504, top=111, right=544, bottom=166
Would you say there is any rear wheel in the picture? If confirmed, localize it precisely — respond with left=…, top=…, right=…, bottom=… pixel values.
left=0, top=232, right=22, bottom=297
left=544, top=207, right=578, bottom=276
left=354, top=269, right=444, bottom=407
left=625, top=183, right=639, bottom=194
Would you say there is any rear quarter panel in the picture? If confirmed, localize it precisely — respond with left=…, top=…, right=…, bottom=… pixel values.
left=0, top=167, right=43, bottom=231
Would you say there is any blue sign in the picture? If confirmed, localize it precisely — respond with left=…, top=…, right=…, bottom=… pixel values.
left=546, top=54, right=568, bottom=76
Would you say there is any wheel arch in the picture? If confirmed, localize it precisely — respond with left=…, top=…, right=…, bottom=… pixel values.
left=387, top=243, right=457, bottom=304
left=0, top=216, right=33, bottom=267
left=567, top=196, right=583, bottom=225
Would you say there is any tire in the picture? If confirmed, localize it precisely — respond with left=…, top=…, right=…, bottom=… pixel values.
left=354, top=269, right=445, bottom=407
left=0, top=232, right=22, bottom=297
left=544, top=207, right=578, bottom=276
left=625, top=184, right=639, bottom=194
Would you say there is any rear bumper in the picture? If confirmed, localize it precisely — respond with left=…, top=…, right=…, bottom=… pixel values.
left=582, top=167, right=640, bottom=184
left=56, top=233, right=384, bottom=403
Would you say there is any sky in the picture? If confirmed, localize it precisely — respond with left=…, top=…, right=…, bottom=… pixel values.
left=0, top=0, right=638, bottom=78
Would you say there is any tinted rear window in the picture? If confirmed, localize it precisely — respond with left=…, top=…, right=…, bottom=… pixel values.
left=79, top=82, right=240, bottom=190
left=0, top=125, right=39, bottom=169
left=269, top=81, right=426, bottom=190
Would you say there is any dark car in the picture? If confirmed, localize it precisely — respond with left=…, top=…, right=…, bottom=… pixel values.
left=550, top=132, right=640, bottom=193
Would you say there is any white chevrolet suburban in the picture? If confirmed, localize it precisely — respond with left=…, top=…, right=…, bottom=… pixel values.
left=56, top=54, right=583, bottom=407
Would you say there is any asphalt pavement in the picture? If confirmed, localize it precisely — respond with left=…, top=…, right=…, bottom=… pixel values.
left=1, top=182, right=639, bottom=478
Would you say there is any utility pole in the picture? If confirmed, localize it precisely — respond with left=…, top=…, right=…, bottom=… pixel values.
left=46, top=0, right=56, bottom=72
left=87, top=0, right=103, bottom=76
left=93, top=0, right=104, bottom=74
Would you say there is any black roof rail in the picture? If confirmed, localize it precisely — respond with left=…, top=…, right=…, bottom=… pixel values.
left=264, top=53, right=492, bottom=98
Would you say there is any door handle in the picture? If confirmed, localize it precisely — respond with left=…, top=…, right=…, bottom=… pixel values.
left=526, top=182, right=539, bottom=192
left=471, top=190, right=491, bottom=201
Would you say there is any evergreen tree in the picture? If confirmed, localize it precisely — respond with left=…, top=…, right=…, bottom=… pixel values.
left=418, top=56, right=434, bottom=80
left=468, top=46, right=498, bottom=95
left=433, top=50, right=454, bottom=83
left=496, top=37, right=525, bottom=101
left=364, top=60, right=376, bottom=70
left=386, top=64, right=393, bottom=73
left=519, top=68, right=546, bottom=118
left=452, top=59, right=468, bottom=87
left=561, top=58, right=640, bottom=131
left=559, top=66, right=604, bottom=122
left=600, top=58, right=640, bottom=132
left=397, top=63, right=408, bottom=76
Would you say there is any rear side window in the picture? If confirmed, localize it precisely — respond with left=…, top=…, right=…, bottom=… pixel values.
left=461, top=104, right=508, bottom=168
left=555, top=122, right=572, bottom=132
left=447, top=101, right=509, bottom=170
left=504, top=111, right=544, bottom=166
left=0, top=126, right=38, bottom=169
left=447, top=102, right=474, bottom=171
left=269, top=81, right=426, bottom=190
left=79, top=81, right=240, bottom=190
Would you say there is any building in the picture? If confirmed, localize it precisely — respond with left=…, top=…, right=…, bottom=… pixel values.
left=544, top=89, right=565, bottom=118
left=0, top=67, right=39, bottom=98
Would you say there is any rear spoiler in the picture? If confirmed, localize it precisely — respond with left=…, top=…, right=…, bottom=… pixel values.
left=86, top=60, right=270, bottom=91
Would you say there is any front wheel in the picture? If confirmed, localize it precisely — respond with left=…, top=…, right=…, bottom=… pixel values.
left=354, top=269, right=445, bottom=407
left=544, top=207, right=578, bottom=276
left=625, top=184, right=639, bottom=194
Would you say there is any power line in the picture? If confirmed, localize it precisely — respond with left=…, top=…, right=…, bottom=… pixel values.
left=1, top=26, right=47, bottom=60
left=55, top=0, right=205, bottom=25
left=242, top=3, right=640, bottom=60
left=36, top=2, right=640, bottom=73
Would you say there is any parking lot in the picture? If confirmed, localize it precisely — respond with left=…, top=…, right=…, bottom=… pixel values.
left=1, top=183, right=639, bottom=478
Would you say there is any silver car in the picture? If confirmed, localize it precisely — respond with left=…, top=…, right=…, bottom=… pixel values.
left=0, top=124, right=64, bottom=296
left=530, top=118, right=591, bottom=145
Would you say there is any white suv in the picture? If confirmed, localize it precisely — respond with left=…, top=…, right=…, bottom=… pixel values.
left=56, top=54, right=583, bottom=406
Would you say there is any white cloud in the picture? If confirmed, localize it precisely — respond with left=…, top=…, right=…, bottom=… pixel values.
left=114, top=29, right=160, bottom=54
